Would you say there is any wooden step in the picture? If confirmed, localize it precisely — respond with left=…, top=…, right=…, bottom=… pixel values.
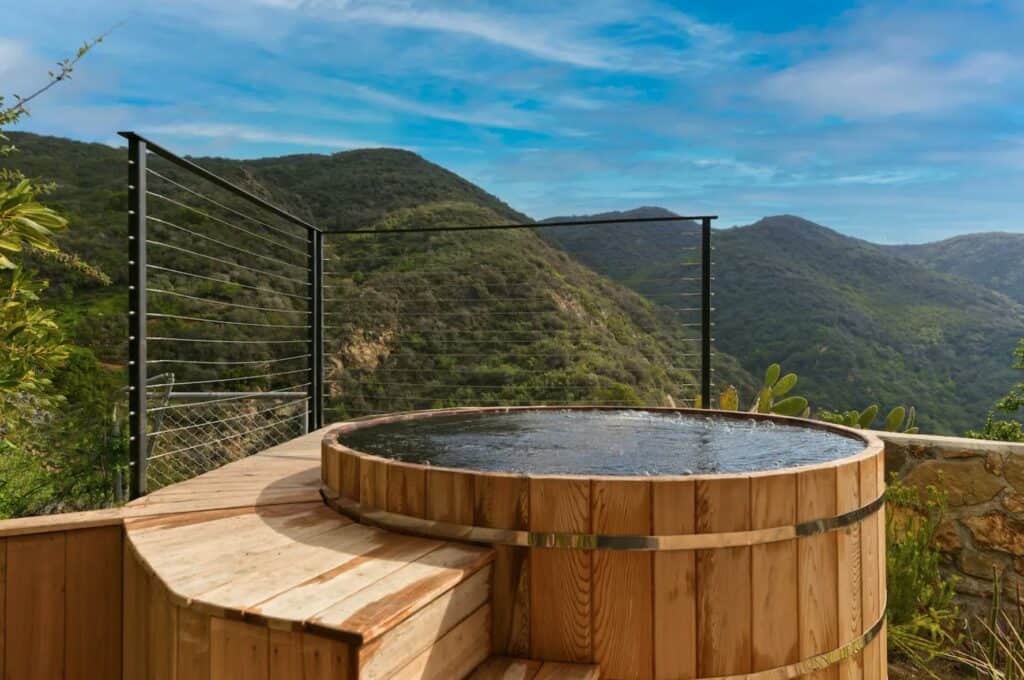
left=124, top=501, right=495, bottom=679
left=468, top=656, right=600, bottom=680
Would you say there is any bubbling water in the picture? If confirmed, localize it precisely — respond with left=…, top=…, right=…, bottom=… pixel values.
left=337, top=410, right=864, bottom=476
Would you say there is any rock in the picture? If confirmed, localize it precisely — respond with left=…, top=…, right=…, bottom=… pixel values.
left=1006, top=455, right=1024, bottom=493
left=958, top=549, right=1007, bottom=580
left=1016, top=557, right=1024, bottom=575
left=884, top=444, right=908, bottom=476
left=1003, top=493, right=1024, bottom=514
left=940, top=448, right=983, bottom=459
left=934, top=519, right=962, bottom=553
left=902, top=459, right=1005, bottom=507
left=964, top=512, right=1024, bottom=556
left=986, top=452, right=1005, bottom=475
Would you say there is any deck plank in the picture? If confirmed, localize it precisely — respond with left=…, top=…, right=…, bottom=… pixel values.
left=358, top=566, right=491, bottom=680
left=467, top=656, right=543, bottom=680
left=311, top=543, right=493, bottom=642
left=386, top=605, right=491, bottom=680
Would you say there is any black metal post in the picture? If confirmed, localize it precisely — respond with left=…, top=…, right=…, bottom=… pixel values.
left=700, top=217, right=713, bottom=409
left=128, top=136, right=148, bottom=498
left=308, top=229, right=324, bottom=431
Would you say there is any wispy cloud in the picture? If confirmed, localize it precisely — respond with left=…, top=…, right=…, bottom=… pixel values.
left=144, top=122, right=391, bottom=150
left=760, top=50, right=1017, bottom=119
left=328, top=80, right=542, bottom=131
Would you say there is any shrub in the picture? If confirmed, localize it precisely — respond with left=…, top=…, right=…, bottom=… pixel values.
left=885, top=476, right=960, bottom=668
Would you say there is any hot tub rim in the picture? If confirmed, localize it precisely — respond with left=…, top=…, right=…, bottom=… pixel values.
left=321, top=404, right=883, bottom=482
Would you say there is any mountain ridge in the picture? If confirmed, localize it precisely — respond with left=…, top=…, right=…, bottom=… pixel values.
left=543, top=211, right=1024, bottom=434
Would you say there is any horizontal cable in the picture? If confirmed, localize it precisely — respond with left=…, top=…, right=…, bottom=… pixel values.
left=323, top=399, right=697, bottom=412
left=148, top=288, right=310, bottom=315
left=146, top=215, right=308, bottom=273
left=328, top=360, right=705, bottom=374
left=147, top=412, right=309, bottom=461
left=149, top=337, right=308, bottom=345
left=147, top=188, right=308, bottom=256
left=322, top=309, right=570, bottom=318
left=325, top=381, right=698, bottom=389
left=321, top=267, right=699, bottom=279
left=146, top=313, right=310, bottom=330
left=321, top=351, right=699, bottom=358
left=146, top=239, right=310, bottom=288
left=145, top=368, right=310, bottom=390
left=146, top=264, right=310, bottom=300
left=329, top=214, right=712, bottom=235
left=148, top=353, right=311, bottom=367
left=150, top=397, right=308, bottom=436
left=146, top=168, right=311, bottom=243
left=148, top=382, right=311, bottom=411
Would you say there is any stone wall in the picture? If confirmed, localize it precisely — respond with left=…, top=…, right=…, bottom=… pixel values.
left=881, top=431, right=1024, bottom=617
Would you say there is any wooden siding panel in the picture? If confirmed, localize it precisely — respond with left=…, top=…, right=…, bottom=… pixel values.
left=124, top=543, right=150, bottom=679
left=837, top=462, right=864, bottom=680
left=529, top=477, right=591, bottom=662
left=696, top=477, right=751, bottom=677
left=210, top=618, right=269, bottom=680
left=301, top=633, right=352, bottom=680
left=66, top=526, right=123, bottom=680
left=178, top=608, right=212, bottom=680
left=750, top=473, right=799, bottom=672
left=799, top=467, right=840, bottom=680
left=592, top=479, right=652, bottom=680
left=6, top=532, right=66, bottom=680
left=652, top=479, right=696, bottom=680
left=475, top=474, right=530, bottom=656
left=425, top=468, right=475, bottom=524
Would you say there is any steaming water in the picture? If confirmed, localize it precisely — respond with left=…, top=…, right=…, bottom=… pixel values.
left=338, top=410, right=864, bottom=476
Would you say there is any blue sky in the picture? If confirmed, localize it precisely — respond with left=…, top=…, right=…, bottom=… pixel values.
left=3, top=0, right=1024, bottom=243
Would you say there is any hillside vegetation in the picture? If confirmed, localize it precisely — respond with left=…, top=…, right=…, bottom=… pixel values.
left=886, top=232, right=1024, bottom=304
left=1, top=132, right=745, bottom=424
left=546, top=210, right=1024, bottom=434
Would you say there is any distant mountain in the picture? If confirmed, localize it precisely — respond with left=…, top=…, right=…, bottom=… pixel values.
left=545, top=211, right=1024, bottom=434
left=1, top=132, right=753, bottom=414
left=886, top=232, right=1024, bottom=304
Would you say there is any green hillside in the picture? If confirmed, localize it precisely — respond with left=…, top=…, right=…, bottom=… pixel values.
left=1, top=132, right=746, bottom=417
left=545, top=211, right=1024, bottom=434
left=886, top=232, right=1024, bottom=304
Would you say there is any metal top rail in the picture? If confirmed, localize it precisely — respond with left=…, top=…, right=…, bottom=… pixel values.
left=118, top=131, right=320, bottom=233
left=333, top=214, right=718, bottom=234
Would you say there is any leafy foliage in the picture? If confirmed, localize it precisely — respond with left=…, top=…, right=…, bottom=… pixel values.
left=940, top=573, right=1024, bottom=679
left=968, top=339, right=1024, bottom=442
left=885, top=477, right=961, bottom=669
left=0, top=38, right=123, bottom=517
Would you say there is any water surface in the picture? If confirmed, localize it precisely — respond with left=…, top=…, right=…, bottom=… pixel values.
left=338, top=410, right=863, bottom=475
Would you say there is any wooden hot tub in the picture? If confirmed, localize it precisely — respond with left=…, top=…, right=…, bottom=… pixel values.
left=320, top=406, right=887, bottom=680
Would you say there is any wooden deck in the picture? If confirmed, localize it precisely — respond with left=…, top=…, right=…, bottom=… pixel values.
left=0, top=428, right=600, bottom=679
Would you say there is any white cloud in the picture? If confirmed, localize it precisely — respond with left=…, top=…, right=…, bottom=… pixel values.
left=760, top=50, right=1017, bottom=119
left=144, top=122, right=390, bottom=150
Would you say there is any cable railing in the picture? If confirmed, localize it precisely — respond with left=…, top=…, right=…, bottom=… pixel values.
left=123, top=131, right=715, bottom=497
left=123, top=131, right=322, bottom=496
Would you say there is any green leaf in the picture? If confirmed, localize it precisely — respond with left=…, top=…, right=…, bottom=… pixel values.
left=764, top=363, right=781, bottom=388
left=772, top=373, right=798, bottom=397
left=771, top=396, right=808, bottom=417
left=857, top=404, right=879, bottom=429
left=885, top=406, right=907, bottom=432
